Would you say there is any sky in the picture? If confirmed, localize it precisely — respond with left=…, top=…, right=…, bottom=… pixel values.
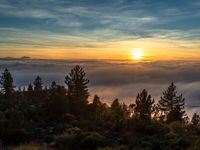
left=0, top=0, right=200, bottom=60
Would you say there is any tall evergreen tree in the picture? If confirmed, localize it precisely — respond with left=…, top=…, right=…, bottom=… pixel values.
left=65, top=65, right=89, bottom=114
left=27, top=84, right=33, bottom=93
left=134, top=89, right=155, bottom=120
left=110, top=99, right=129, bottom=125
left=45, top=81, right=68, bottom=121
left=158, top=82, right=185, bottom=122
left=32, top=76, right=45, bottom=123
left=93, top=95, right=101, bottom=107
left=191, top=113, right=200, bottom=128
left=0, top=68, right=14, bottom=97
left=33, top=76, right=43, bottom=91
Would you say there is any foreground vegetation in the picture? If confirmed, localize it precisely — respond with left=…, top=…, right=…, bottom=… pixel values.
left=0, top=66, right=200, bottom=150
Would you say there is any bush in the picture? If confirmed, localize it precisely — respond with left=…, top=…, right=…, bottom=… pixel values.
left=132, top=119, right=169, bottom=136
left=190, top=138, right=200, bottom=150
left=81, top=132, right=107, bottom=149
left=169, top=121, right=186, bottom=135
left=55, top=127, right=108, bottom=150
left=55, top=132, right=82, bottom=150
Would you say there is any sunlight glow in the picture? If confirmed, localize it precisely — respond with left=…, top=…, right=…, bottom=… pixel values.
left=132, top=48, right=144, bottom=60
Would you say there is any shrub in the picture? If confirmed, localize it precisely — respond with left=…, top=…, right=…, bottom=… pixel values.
left=169, top=121, right=186, bottom=135
left=81, top=132, right=106, bottom=149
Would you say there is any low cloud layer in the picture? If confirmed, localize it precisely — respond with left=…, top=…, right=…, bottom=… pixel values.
left=0, top=58, right=200, bottom=117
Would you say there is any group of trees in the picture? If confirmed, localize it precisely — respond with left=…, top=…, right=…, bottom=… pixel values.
left=0, top=66, right=200, bottom=150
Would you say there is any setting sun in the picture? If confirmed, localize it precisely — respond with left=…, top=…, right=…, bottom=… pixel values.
left=132, top=48, right=144, bottom=60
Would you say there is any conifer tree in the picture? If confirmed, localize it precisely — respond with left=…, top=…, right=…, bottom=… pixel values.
left=32, top=76, right=45, bottom=118
left=85, top=95, right=103, bottom=121
left=0, top=68, right=14, bottom=97
left=93, top=95, right=101, bottom=107
left=110, top=99, right=129, bottom=123
left=45, top=81, right=68, bottom=121
left=27, top=84, right=33, bottom=93
left=33, top=76, right=43, bottom=91
left=65, top=65, right=89, bottom=114
left=191, top=113, right=200, bottom=128
left=134, top=89, right=155, bottom=120
left=158, top=82, right=185, bottom=122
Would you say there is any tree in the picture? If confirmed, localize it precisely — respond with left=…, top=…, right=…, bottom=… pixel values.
left=27, top=84, right=33, bottom=92
left=31, top=76, right=46, bottom=125
left=166, top=106, right=184, bottom=123
left=65, top=65, right=89, bottom=114
left=90, top=95, right=102, bottom=119
left=110, top=99, right=129, bottom=121
left=191, top=113, right=200, bottom=128
left=93, top=95, right=101, bottom=107
left=33, top=76, right=43, bottom=91
left=134, top=89, right=155, bottom=120
left=158, top=83, right=185, bottom=122
left=84, top=95, right=111, bottom=126
left=45, top=81, right=68, bottom=121
left=0, top=68, right=14, bottom=97
left=110, top=99, right=122, bottom=123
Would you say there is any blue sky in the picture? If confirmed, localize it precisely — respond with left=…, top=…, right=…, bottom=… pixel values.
left=0, top=0, right=200, bottom=59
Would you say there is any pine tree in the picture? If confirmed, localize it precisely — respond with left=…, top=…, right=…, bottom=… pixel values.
left=51, top=81, right=57, bottom=89
left=32, top=76, right=45, bottom=120
left=134, top=89, right=155, bottom=120
left=93, top=95, right=101, bottom=107
left=33, top=76, right=43, bottom=91
left=45, top=81, right=68, bottom=121
left=85, top=95, right=103, bottom=121
left=110, top=99, right=129, bottom=124
left=191, top=113, right=200, bottom=128
left=65, top=65, right=89, bottom=114
left=0, top=68, right=14, bottom=97
left=27, top=84, right=33, bottom=93
left=158, top=82, right=185, bottom=122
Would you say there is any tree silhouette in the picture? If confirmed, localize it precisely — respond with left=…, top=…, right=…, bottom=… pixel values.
left=27, top=84, right=33, bottom=93
left=45, top=81, right=68, bottom=121
left=134, top=89, right=155, bottom=120
left=65, top=65, right=89, bottom=114
left=0, top=68, right=14, bottom=97
left=110, top=99, right=122, bottom=123
left=158, top=83, right=185, bottom=122
left=93, top=95, right=101, bottom=107
left=33, top=76, right=43, bottom=91
left=191, top=113, right=200, bottom=128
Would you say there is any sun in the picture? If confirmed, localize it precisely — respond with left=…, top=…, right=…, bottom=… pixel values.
left=132, top=48, right=144, bottom=60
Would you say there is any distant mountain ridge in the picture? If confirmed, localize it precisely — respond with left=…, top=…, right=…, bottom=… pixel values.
left=0, top=56, right=31, bottom=60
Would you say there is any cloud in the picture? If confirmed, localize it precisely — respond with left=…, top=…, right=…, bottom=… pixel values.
left=0, top=59, right=200, bottom=117
left=1, top=0, right=199, bottom=35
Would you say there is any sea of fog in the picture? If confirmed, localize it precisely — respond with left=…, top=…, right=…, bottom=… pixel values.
left=0, top=58, right=200, bottom=117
